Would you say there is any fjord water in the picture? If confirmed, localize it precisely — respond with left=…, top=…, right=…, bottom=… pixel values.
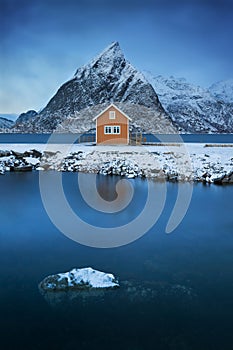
left=1, top=133, right=233, bottom=143
left=0, top=172, right=233, bottom=350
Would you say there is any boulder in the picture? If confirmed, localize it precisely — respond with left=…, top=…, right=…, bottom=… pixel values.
left=39, top=267, right=119, bottom=292
left=0, top=163, right=5, bottom=175
left=0, top=150, right=11, bottom=157
left=23, top=149, right=42, bottom=158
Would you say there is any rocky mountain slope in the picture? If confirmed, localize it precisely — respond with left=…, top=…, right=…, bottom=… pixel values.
left=13, top=110, right=38, bottom=132
left=56, top=101, right=176, bottom=134
left=15, top=110, right=38, bottom=125
left=209, top=79, right=233, bottom=104
left=0, top=117, right=14, bottom=131
left=12, top=42, right=176, bottom=134
left=143, top=72, right=233, bottom=133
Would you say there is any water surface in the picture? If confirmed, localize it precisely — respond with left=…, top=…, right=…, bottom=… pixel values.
left=0, top=172, right=233, bottom=350
left=0, top=133, right=232, bottom=144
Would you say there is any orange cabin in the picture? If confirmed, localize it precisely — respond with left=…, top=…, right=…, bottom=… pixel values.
left=93, top=104, right=131, bottom=145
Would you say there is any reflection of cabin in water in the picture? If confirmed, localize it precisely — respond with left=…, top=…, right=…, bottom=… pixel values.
left=93, top=104, right=132, bottom=145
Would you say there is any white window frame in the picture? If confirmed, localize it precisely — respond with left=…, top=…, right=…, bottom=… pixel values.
left=109, top=111, right=116, bottom=119
left=104, top=125, right=121, bottom=134
left=104, top=126, right=112, bottom=134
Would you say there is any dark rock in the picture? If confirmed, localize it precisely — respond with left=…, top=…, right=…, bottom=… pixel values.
left=11, top=150, right=25, bottom=159
left=0, top=150, right=11, bottom=157
left=23, top=149, right=42, bottom=158
left=10, top=165, right=33, bottom=172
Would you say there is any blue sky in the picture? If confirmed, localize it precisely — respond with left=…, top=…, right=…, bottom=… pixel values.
left=0, top=0, right=233, bottom=114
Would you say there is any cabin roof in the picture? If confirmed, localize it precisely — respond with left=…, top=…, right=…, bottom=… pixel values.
left=92, top=103, right=132, bottom=121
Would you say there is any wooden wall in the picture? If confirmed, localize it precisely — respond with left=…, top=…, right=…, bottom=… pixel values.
left=96, top=106, right=129, bottom=145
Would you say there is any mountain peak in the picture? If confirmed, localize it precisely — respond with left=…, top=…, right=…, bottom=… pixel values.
left=102, top=41, right=121, bottom=52
left=74, top=41, right=124, bottom=78
left=15, top=42, right=168, bottom=132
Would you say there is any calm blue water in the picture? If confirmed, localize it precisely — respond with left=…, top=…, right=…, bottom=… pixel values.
left=0, top=133, right=232, bottom=143
left=0, top=172, right=233, bottom=350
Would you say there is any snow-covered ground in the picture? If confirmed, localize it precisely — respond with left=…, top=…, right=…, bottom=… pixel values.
left=0, top=143, right=232, bottom=183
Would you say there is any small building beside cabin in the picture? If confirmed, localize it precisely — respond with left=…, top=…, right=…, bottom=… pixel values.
left=93, top=104, right=131, bottom=145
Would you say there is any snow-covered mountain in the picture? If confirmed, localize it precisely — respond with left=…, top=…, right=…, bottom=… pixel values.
left=143, top=72, right=233, bottom=133
left=0, top=113, right=17, bottom=122
left=15, top=110, right=38, bottom=124
left=13, top=42, right=176, bottom=134
left=0, top=117, right=14, bottom=131
left=9, top=42, right=233, bottom=134
left=209, top=79, right=233, bottom=104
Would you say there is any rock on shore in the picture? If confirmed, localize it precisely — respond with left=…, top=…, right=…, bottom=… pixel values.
left=99, top=159, right=145, bottom=178
left=0, top=149, right=41, bottom=174
left=0, top=144, right=232, bottom=184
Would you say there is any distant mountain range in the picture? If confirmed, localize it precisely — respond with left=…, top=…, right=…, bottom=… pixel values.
left=2, top=42, right=233, bottom=134
left=0, top=116, right=15, bottom=131
left=143, top=73, right=233, bottom=133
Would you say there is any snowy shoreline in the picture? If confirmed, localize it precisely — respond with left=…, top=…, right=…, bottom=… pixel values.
left=0, top=143, right=233, bottom=184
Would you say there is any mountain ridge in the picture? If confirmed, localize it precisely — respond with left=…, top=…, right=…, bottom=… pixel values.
left=7, top=42, right=233, bottom=134
left=143, top=72, right=233, bottom=133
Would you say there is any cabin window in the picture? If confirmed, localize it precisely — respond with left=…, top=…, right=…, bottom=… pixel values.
left=109, top=111, right=116, bottom=119
left=104, top=126, right=121, bottom=134
left=113, top=126, right=120, bottom=134
left=104, top=126, right=112, bottom=134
